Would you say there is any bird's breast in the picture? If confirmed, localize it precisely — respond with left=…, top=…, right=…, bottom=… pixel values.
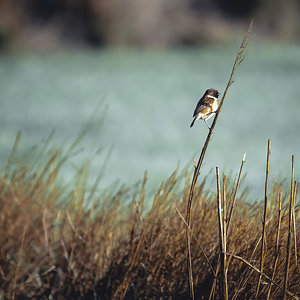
left=212, top=99, right=218, bottom=112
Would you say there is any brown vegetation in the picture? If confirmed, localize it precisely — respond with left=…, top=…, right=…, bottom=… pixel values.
left=0, top=134, right=299, bottom=299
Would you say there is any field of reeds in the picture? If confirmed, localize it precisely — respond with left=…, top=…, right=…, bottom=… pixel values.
left=0, top=23, right=299, bottom=300
left=0, top=133, right=299, bottom=299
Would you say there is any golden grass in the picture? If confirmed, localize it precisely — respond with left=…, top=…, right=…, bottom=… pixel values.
left=0, top=134, right=299, bottom=299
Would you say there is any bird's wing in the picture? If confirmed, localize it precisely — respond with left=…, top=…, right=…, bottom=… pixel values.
left=193, top=96, right=214, bottom=117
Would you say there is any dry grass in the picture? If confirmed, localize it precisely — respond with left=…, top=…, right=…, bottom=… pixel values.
left=0, top=134, right=299, bottom=299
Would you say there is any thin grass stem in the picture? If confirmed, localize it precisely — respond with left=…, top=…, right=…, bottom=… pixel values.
left=256, top=139, right=271, bottom=298
left=283, top=155, right=295, bottom=300
left=266, top=191, right=283, bottom=300
left=222, top=174, right=228, bottom=300
left=216, top=168, right=228, bottom=300
left=173, top=203, right=216, bottom=277
left=292, top=181, right=298, bottom=266
left=229, top=254, right=299, bottom=300
left=227, top=152, right=246, bottom=233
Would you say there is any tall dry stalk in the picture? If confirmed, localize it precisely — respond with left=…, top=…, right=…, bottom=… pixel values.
left=222, top=174, right=228, bottom=300
left=209, top=153, right=246, bottom=300
left=283, top=155, right=295, bottom=300
left=266, top=191, right=283, bottom=300
left=227, top=152, right=246, bottom=233
left=216, top=168, right=228, bottom=300
left=185, top=20, right=253, bottom=298
left=292, top=182, right=298, bottom=266
left=173, top=203, right=216, bottom=277
left=256, top=139, right=271, bottom=298
left=216, top=168, right=223, bottom=299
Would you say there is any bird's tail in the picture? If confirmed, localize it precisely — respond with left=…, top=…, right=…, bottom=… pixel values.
left=190, top=118, right=196, bottom=128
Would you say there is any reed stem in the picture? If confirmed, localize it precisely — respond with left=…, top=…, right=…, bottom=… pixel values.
left=283, top=155, right=295, bottom=300
left=256, top=139, right=271, bottom=298
left=227, top=152, right=246, bottom=234
left=185, top=21, right=253, bottom=298
left=266, top=191, right=282, bottom=300
left=292, top=181, right=298, bottom=267
left=216, top=168, right=228, bottom=300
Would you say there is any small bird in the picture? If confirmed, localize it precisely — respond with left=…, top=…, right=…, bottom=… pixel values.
left=190, top=88, right=220, bottom=129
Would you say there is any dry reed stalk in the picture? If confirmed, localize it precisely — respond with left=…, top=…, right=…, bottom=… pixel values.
left=292, top=182, right=298, bottom=267
left=266, top=191, right=283, bottom=300
left=255, top=139, right=271, bottom=298
left=229, top=254, right=299, bottom=300
left=209, top=154, right=246, bottom=300
left=208, top=262, right=220, bottom=300
left=283, top=155, right=295, bottom=300
left=227, top=152, right=246, bottom=232
left=216, top=168, right=228, bottom=300
left=173, top=203, right=216, bottom=277
left=185, top=20, right=253, bottom=298
left=186, top=221, right=195, bottom=300
left=222, top=174, right=228, bottom=300
left=216, top=167, right=223, bottom=299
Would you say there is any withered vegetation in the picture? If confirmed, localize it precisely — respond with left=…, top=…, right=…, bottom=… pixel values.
left=0, top=134, right=299, bottom=299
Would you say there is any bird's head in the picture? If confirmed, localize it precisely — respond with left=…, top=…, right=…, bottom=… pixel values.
left=206, top=88, right=219, bottom=98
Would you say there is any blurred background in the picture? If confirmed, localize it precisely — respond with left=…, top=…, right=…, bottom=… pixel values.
left=0, top=0, right=299, bottom=49
left=0, top=0, right=299, bottom=200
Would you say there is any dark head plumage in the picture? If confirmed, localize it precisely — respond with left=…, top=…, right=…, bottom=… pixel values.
left=206, top=88, right=219, bottom=98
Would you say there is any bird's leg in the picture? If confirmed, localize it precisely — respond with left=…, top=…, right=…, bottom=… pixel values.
left=204, top=119, right=211, bottom=130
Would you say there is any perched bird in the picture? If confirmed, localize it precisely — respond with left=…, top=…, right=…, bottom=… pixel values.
left=190, top=88, right=220, bottom=128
